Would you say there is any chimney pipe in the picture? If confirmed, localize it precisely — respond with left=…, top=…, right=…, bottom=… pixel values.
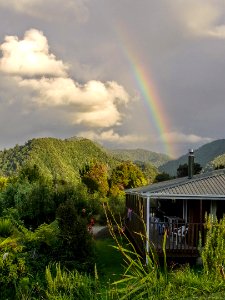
left=188, top=149, right=194, bottom=179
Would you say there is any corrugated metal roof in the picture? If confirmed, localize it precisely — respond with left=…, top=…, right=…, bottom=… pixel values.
left=126, top=169, right=225, bottom=199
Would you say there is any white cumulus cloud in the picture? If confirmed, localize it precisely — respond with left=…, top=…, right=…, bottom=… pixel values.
left=78, top=129, right=145, bottom=144
left=171, top=0, right=225, bottom=39
left=0, top=29, right=130, bottom=128
left=0, top=29, right=68, bottom=77
left=19, top=77, right=129, bottom=127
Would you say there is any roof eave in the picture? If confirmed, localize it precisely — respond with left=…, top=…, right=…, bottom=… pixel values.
left=127, top=192, right=225, bottom=201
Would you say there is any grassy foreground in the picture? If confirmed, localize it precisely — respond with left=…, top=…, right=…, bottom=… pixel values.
left=95, top=237, right=125, bottom=282
left=90, top=216, right=225, bottom=299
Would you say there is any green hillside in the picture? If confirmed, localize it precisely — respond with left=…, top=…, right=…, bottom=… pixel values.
left=108, top=148, right=171, bottom=167
left=204, top=153, right=225, bottom=171
left=0, top=137, right=120, bottom=182
left=159, top=139, right=225, bottom=176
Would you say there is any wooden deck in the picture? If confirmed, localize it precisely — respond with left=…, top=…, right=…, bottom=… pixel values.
left=149, top=223, right=199, bottom=257
left=125, top=212, right=202, bottom=258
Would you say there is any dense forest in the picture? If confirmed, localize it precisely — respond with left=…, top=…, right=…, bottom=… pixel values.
left=0, top=137, right=159, bottom=182
left=108, top=148, right=171, bottom=167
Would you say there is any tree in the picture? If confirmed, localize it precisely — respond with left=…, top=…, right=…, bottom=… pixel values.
left=177, top=163, right=202, bottom=178
left=110, top=161, right=147, bottom=191
left=154, top=172, right=172, bottom=182
left=81, top=162, right=109, bottom=197
left=215, top=164, right=225, bottom=170
left=134, top=161, right=158, bottom=184
left=56, top=200, right=94, bottom=268
left=0, top=177, right=8, bottom=192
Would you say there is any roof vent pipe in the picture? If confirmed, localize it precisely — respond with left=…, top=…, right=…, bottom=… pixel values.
left=188, top=149, right=194, bottom=179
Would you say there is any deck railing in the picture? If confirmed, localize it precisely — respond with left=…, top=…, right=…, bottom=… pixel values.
left=149, top=222, right=203, bottom=253
left=125, top=211, right=204, bottom=256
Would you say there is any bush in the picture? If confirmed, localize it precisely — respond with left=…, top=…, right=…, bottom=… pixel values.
left=201, top=215, right=225, bottom=278
left=45, top=263, right=99, bottom=300
left=56, top=201, right=95, bottom=271
left=34, top=221, right=60, bottom=248
left=0, top=218, right=14, bottom=237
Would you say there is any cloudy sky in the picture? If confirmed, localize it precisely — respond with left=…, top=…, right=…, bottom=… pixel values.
left=0, top=0, right=224, bottom=157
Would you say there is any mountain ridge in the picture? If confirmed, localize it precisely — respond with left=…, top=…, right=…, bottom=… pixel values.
left=159, top=139, right=225, bottom=176
left=0, top=137, right=162, bottom=182
left=1, top=137, right=225, bottom=180
left=107, top=148, right=171, bottom=168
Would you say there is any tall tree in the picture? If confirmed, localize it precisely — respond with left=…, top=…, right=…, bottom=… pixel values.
left=56, top=200, right=94, bottom=265
left=177, top=163, right=202, bottom=178
left=110, top=161, right=147, bottom=191
left=154, top=172, right=172, bottom=182
left=81, top=162, right=109, bottom=197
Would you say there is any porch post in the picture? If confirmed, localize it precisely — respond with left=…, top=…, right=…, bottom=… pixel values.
left=146, top=195, right=150, bottom=264
left=200, top=199, right=203, bottom=225
left=210, top=200, right=217, bottom=219
left=183, top=199, right=187, bottom=222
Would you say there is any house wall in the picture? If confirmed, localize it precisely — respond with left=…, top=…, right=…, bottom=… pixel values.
left=217, top=201, right=225, bottom=219
left=125, top=194, right=146, bottom=255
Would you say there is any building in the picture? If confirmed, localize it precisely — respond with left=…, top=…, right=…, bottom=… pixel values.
left=125, top=151, right=225, bottom=258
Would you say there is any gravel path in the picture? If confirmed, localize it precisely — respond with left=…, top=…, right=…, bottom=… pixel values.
left=92, top=225, right=106, bottom=235
left=92, top=225, right=110, bottom=239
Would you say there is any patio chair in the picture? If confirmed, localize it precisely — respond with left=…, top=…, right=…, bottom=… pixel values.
left=173, top=225, right=188, bottom=246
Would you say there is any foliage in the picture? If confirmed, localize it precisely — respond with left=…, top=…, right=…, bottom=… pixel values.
left=0, top=137, right=120, bottom=182
left=177, top=162, right=202, bottom=177
left=45, top=263, right=99, bottom=300
left=81, top=162, right=109, bottom=197
left=107, top=193, right=125, bottom=222
left=210, top=153, right=225, bottom=170
left=135, top=161, right=158, bottom=184
left=0, top=218, right=14, bottom=237
left=110, top=161, right=147, bottom=191
left=154, top=172, right=172, bottom=182
left=0, top=255, right=26, bottom=299
left=33, top=221, right=60, bottom=249
left=109, top=148, right=171, bottom=167
left=215, top=164, right=225, bottom=170
left=201, top=216, right=225, bottom=278
left=56, top=200, right=95, bottom=269
left=0, top=176, right=8, bottom=191
left=1, top=139, right=225, bottom=298
left=103, top=211, right=225, bottom=299
left=160, top=139, right=225, bottom=176
left=14, top=180, right=54, bottom=227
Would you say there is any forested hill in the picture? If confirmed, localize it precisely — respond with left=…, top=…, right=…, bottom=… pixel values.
left=0, top=137, right=120, bottom=181
left=108, top=148, right=171, bottom=167
left=159, top=139, right=225, bottom=176
left=204, top=152, right=225, bottom=171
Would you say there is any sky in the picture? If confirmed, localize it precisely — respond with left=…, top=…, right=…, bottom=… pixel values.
left=0, top=0, right=224, bottom=158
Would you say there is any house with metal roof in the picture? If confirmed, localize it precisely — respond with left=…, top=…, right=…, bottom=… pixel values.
left=125, top=150, right=225, bottom=259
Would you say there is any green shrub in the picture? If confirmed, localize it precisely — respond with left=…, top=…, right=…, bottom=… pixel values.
left=56, top=200, right=95, bottom=271
left=45, top=263, right=99, bottom=300
left=34, top=220, right=60, bottom=248
left=0, top=218, right=14, bottom=237
left=201, top=215, right=225, bottom=278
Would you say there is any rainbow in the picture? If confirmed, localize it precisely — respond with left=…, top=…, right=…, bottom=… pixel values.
left=116, top=26, right=176, bottom=158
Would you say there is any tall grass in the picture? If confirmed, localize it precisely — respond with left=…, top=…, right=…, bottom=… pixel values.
left=0, top=218, right=13, bottom=237
left=45, top=263, right=102, bottom=300
left=104, top=206, right=225, bottom=299
left=104, top=205, right=166, bottom=299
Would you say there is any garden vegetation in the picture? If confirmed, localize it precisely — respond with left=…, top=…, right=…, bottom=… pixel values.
left=0, top=159, right=224, bottom=299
